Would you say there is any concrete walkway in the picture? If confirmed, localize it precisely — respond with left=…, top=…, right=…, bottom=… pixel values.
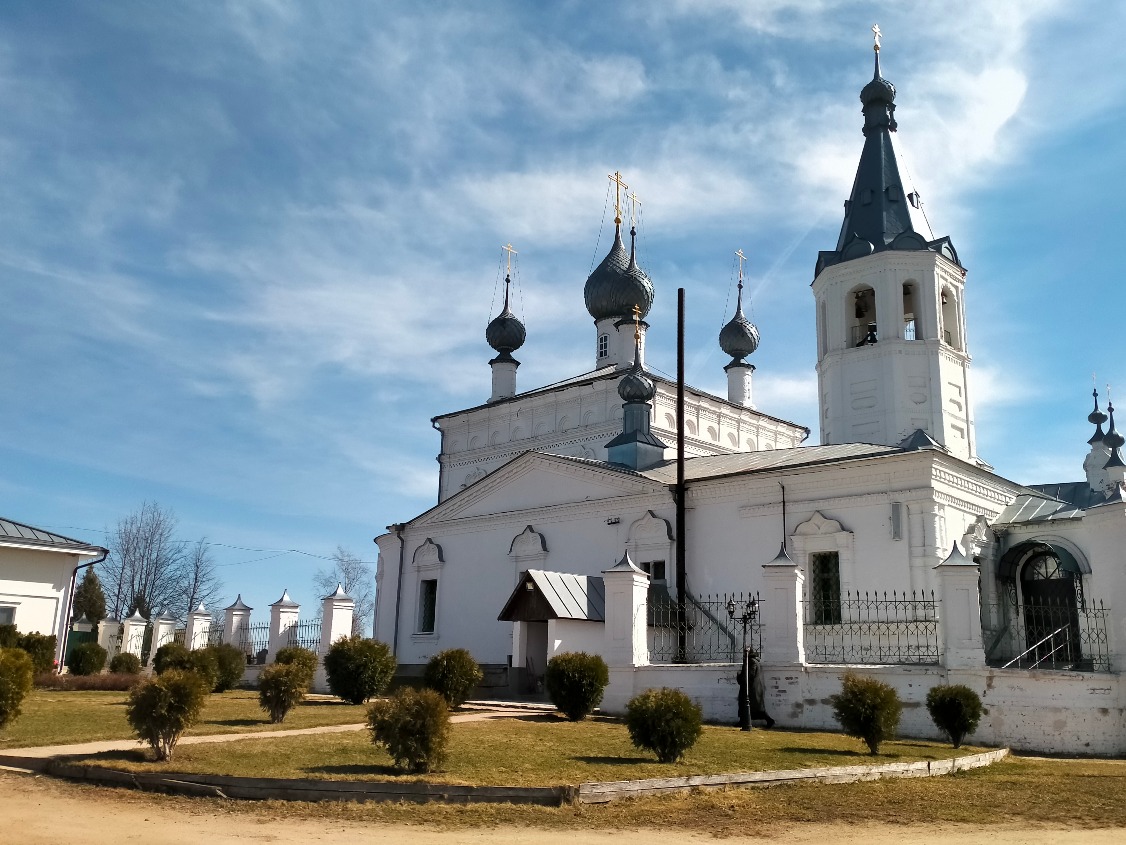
left=0, top=701, right=553, bottom=762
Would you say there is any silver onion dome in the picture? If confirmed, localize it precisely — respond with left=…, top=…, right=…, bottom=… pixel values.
left=719, top=287, right=760, bottom=363
left=486, top=275, right=526, bottom=354
left=584, top=224, right=654, bottom=321
left=618, top=346, right=655, bottom=404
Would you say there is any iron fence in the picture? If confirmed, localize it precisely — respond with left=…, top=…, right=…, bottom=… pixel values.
left=649, top=591, right=762, bottom=663
left=983, top=599, right=1111, bottom=673
left=804, top=590, right=939, bottom=664
left=206, top=626, right=225, bottom=647
left=236, top=621, right=272, bottom=664
left=285, top=619, right=322, bottom=653
left=172, top=627, right=187, bottom=646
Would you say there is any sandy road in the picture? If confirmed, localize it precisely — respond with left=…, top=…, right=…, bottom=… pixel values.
left=2, top=769, right=1122, bottom=845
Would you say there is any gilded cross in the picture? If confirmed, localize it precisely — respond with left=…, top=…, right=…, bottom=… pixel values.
left=872, top=23, right=882, bottom=51
left=633, top=303, right=642, bottom=343
left=628, top=191, right=642, bottom=228
left=501, top=242, right=518, bottom=276
left=608, top=171, right=629, bottom=225
left=735, top=249, right=747, bottom=289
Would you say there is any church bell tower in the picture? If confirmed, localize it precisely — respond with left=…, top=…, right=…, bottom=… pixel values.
left=812, top=28, right=977, bottom=463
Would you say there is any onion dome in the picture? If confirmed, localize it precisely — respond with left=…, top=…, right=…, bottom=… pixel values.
left=584, top=223, right=654, bottom=321
left=860, top=40, right=897, bottom=135
left=1088, top=387, right=1108, bottom=444
left=719, top=282, right=760, bottom=363
left=1105, top=401, right=1125, bottom=468
left=618, top=343, right=655, bottom=404
left=486, top=274, right=526, bottom=355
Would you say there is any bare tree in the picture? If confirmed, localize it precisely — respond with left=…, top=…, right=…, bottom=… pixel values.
left=313, top=546, right=375, bottom=636
left=178, top=537, right=225, bottom=620
left=99, top=501, right=223, bottom=622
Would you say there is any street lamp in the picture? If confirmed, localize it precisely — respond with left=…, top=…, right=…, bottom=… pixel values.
left=726, top=595, right=759, bottom=731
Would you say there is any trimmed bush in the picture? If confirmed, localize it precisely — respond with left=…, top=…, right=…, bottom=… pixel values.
left=187, top=649, right=220, bottom=693
left=423, top=648, right=483, bottom=708
left=153, top=642, right=191, bottom=674
left=323, top=636, right=396, bottom=705
left=109, top=652, right=143, bottom=675
left=625, top=687, right=703, bottom=763
left=207, top=644, right=247, bottom=692
left=275, top=646, right=318, bottom=690
left=18, top=633, right=57, bottom=674
left=0, top=624, right=18, bottom=649
left=545, top=651, right=609, bottom=721
left=368, top=687, right=450, bottom=773
left=67, top=642, right=108, bottom=676
left=35, top=672, right=138, bottom=691
left=258, top=663, right=308, bottom=723
left=926, top=684, right=983, bottom=749
left=0, top=647, right=35, bottom=728
left=125, top=669, right=208, bottom=761
left=831, top=673, right=902, bottom=755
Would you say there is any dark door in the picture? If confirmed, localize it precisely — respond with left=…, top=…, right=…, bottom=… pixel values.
left=1020, top=553, right=1081, bottom=667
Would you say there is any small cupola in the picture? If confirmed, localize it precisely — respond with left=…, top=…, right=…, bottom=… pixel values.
left=605, top=310, right=668, bottom=471
left=487, top=246, right=527, bottom=403
left=719, top=249, right=760, bottom=408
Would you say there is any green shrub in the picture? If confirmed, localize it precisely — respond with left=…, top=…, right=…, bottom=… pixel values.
left=35, top=672, right=138, bottom=691
left=423, top=648, right=483, bottom=708
left=0, top=647, right=35, bottom=729
left=67, top=642, right=108, bottom=676
left=109, top=652, right=143, bottom=675
left=187, top=649, right=220, bottom=693
left=368, top=687, right=450, bottom=773
left=18, top=633, right=57, bottom=674
left=153, top=642, right=191, bottom=674
left=323, top=636, right=396, bottom=705
left=257, top=663, right=308, bottom=723
left=545, top=652, right=609, bottom=721
left=275, top=646, right=318, bottom=690
left=207, top=644, right=247, bottom=692
left=831, top=673, right=902, bottom=755
left=926, top=684, right=983, bottom=749
left=125, top=669, right=208, bottom=761
left=625, top=687, right=703, bottom=763
left=0, top=624, right=18, bottom=649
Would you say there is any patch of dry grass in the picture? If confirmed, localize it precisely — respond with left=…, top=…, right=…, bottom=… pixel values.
left=0, top=689, right=367, bottom=748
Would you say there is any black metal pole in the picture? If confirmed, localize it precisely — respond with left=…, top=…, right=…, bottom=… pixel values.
left=676, top=287, right=687, bottom=662
left=741, top=636, right=752, bottom=731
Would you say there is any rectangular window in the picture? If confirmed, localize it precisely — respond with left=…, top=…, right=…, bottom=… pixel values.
left=597, top=334, right=609, bottom=359
left=810, top=552, right=842, bottom=624
left=417, top=579, right=437, bottom=634
left=640, top=560, right=666, bottom=582
left=0, top=606, right=14, bottom=626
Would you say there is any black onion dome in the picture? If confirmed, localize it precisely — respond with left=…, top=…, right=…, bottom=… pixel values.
left=861, top=72, right=896, bottom=106
left=719, top=292, right=760, bottom=362
left=618, top=347, right=655, bottom=403
left=1089, top=388, right=1108, bottom=444
left=486, top=276, right=526, bottom=353
left=584, top=224, right=655, bottom=321
left=1106, top=403, right=1125, bottom=451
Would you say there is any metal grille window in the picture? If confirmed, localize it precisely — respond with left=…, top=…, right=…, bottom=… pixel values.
left=597, top=334, right=609, bottom=359
left=640, top=560, right=666, bottom=582
left=418, top=579, right=438, bottom=634
left=0, top=606, right=14, bottom=625
left=810, top=552, right=842, bottom=624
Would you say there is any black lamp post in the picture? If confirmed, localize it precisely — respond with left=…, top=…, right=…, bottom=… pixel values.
left=727, top=595, right=759, bottom=731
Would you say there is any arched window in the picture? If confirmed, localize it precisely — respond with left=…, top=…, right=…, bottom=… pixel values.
left=848, top=285, right=878, bottom=347
left=902, top=282, right=918, bottom=340
left=940, top=287, right=962, bottom=350
left=597, top=334, right=609, bottom=359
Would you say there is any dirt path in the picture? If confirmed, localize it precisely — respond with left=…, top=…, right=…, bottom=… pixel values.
left=1, top=770, right=1121, bottom=845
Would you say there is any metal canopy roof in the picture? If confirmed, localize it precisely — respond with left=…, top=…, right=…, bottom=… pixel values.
left=498, top=569, right=605, bottom=622
left=0, top=516, right=106, bottom=555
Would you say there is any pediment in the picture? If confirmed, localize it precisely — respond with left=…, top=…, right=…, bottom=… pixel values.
left=412, top=453, right=660, bottom=525
left=793, top=511, right=850, bottom=536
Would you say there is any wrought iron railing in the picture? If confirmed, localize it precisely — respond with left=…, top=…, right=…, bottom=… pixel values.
left=804, top=590, right=939, bottom=664
left=285, top=619, right=322, bottom=653
left=649, top=591, right=762, bottom=663
left=983, top=599, right=1111, bottom=673
left=206, top=626, right=225, bottom=647
left=172, top=627, right=187, bottom=646
left=237, top=622, right=271, bottom=664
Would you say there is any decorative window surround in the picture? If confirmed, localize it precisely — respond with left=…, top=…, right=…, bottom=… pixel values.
left=790, top=512, right=856, bottom=615
left=627, top=510, right=674, bottom=582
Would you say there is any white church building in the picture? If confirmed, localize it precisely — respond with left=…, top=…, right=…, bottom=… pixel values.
left=374, top=40, right=1126, bottom=755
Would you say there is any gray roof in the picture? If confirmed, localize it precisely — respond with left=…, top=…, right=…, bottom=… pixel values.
left=995, top=492, right=1086, bottom=525
left=633, top=442, right=903, bottom=484
left=0, top=517, right=106, bottom=555
left=527, top=569, right=606, bottom=621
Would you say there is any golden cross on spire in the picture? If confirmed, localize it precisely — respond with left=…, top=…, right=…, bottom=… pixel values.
left=501, top=242, right=518, bottom=276
left=627, top=191, right=642, bottom=228
left=632, top=303, right=642, bottom=343
left=735, top=249, right=747, bottom=288
left=872, top=23, right=882, bottom=52
left=608, top=171, right=629, bottom=225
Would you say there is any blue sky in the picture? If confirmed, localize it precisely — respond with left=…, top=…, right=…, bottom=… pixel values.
left=2, top=2, right=1123, bottom=627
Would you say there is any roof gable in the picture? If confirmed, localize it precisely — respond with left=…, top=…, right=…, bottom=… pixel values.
left=0, top=517, right=106, bottom=555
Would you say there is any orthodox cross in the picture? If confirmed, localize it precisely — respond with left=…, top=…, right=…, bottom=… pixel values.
left=501, top=242, right=517, bottom=276
left=735, top=248, right=747, bottom=292
left=872, top=23, right=882, bottom=51
left=633, top=303, right=642, bottom=343
left=628, top=191, right=642, bottom=228
left=609, top=171, right=629, bottom=225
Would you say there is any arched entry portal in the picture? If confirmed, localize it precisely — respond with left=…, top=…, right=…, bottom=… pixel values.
left=997, top=541, right=1086, bottom=669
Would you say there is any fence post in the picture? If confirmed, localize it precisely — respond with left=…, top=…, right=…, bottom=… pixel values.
left=150, top=614, right=176, bottom=658
left=761, top=543, right=806, bottom=664
left=184, top=603, right=212, bottom=650
left=119, top=609, right=148, bottom=658
left=320, top=585, right=355, bottom=654
left=600, top=552, right=649, bottom=713
left=97, top=619, right=122, bottom=659
left=267, top=590, right=300, bottom=663
left=934, top=541, right=985, bottom=669
left=223, top=595, right=253, bottom=651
